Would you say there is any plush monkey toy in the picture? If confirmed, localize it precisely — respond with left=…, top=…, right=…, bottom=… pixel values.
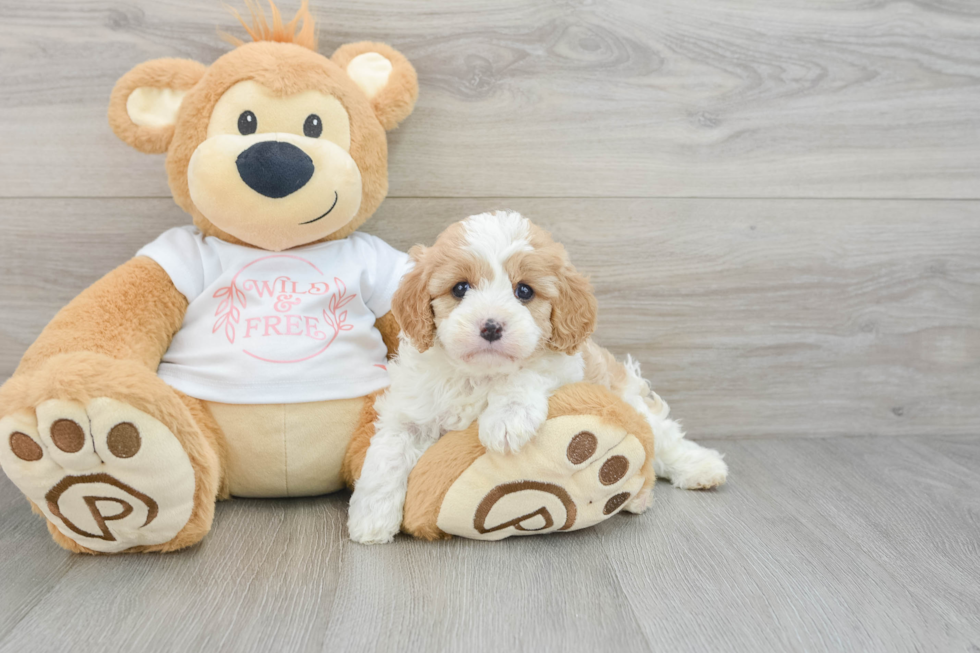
left=0, top=1, right=657, bottom=553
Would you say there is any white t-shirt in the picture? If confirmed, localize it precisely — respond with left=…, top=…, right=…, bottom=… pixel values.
left=137, top=226, right=411, bottom=404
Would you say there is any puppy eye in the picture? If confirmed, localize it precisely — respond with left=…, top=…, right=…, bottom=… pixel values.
left=515, top=283, right=534, bottom=301
left=451, top=281, right=470, bottom=299
left=238, top=110, right=257, bottom=135
left=303, top=114, right=322, bottom=138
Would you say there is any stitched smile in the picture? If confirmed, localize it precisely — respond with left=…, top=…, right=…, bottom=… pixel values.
left=299, top=190, right=339, bottom=225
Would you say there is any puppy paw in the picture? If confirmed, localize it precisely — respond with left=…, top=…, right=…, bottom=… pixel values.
left=348, top=515, right=399, bottom=545
left=668, top=446, right=728, bottom=490
left=347, top=491, right=402, bottom=545
left=478, top=398, right=548, bottom=454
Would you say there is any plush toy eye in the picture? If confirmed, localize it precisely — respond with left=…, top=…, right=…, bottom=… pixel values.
left=304, top=114, right=323, bottom=138
left=515, top=283, right=534, bottom=301
left=238, top=111, right=257, bottom=135
left=451, top=282, right=470, bottom=299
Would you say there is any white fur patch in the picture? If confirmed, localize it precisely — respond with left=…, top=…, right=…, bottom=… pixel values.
left=462, top=211, right=533, bottom=272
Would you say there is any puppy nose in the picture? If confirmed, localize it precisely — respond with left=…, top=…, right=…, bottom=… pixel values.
left=480, top=319, right=503, bottom=342
left=236, top=141, right=314, bottom=198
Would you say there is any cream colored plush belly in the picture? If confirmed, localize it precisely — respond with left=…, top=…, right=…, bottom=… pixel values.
left=205, top=397, right=365, bottom=498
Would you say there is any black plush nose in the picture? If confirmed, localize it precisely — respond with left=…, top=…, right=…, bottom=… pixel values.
left=480, top=319, right=503, bottom=342
left=236, top=141, right=314, bottom=198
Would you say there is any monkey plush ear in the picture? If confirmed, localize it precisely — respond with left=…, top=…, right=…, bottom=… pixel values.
left=332, top=42, right=418, bottom=131
left=108, top=58, right=207, bottom=154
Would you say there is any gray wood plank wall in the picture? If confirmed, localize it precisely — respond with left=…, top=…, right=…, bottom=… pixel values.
left=1, top=0, right=978, bottom=440
left=4, top=0, right=980, bottom=199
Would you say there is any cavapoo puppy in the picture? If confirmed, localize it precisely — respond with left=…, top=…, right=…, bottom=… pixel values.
left=348, top=211, right=727, bottom=543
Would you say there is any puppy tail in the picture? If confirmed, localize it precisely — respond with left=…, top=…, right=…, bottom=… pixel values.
left=620, top=354, right=670, bottom=420
left=590, top=345, right=726, bottom=490
left=581, top=340, right=670, bottom=419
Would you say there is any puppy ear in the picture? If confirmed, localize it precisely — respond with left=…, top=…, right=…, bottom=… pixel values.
left=549, top=265, right=598, bottom=355
left=391, top=246, right=435, bottom=352
left=108, top=58, right=207, bottom=154
left=332, top=42, right=418, bottom=131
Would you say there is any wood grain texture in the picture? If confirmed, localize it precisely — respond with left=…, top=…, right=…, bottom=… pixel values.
left=2, top=2, right=979, bottom=649
left=2, top=0, right=980, bottom=198
left=1, top=435, right=978, bottom=652
left=2, top=197, right=977, bottom=438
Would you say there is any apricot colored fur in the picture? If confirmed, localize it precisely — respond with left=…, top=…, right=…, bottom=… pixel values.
left=15, top=257, right=185, bottom=375
left=373, top=311, right=401, bottom=359
left=223, top=0, right=317, bottom=51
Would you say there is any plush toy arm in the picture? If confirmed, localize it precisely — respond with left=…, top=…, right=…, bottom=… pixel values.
left=374, top=310, right=400, bottom=359
left=0, top=257, right=229, bottom=555
left=15, top=257, right=187, bottom=376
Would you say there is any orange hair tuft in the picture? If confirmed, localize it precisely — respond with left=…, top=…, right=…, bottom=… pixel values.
left=222, top=0, right=317, bottom=51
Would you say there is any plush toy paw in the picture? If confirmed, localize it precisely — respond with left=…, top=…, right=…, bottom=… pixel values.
left=409, top=413, right=650, bottom=541
left=477, top=395, right=548, bottom=454
left=0, top=397, right=196, bottom=553
left=623, top=486, right=654, bottom=514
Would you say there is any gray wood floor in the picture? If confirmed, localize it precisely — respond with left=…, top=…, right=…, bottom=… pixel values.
left=1, top=0, right=979, bottom=651
left=1, top=436, right=978, bottom=652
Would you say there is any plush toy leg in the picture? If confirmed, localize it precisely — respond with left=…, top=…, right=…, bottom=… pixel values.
left=0, top=352, right=225, bottom=554
left=208, top=397, right=365, bottom=498
left=343, top=383, right=655, bottom=541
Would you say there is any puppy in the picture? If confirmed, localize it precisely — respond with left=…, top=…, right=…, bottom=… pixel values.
left=347, top=211, right=727, bottom=544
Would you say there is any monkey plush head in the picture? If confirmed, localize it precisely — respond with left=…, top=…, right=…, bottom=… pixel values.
left=108, top=1, right=417, bottom=252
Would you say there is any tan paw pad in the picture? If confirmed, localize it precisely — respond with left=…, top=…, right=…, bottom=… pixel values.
left=0, top=399, right=196, bottom=553
left=436, top=415, right=649, bottom=540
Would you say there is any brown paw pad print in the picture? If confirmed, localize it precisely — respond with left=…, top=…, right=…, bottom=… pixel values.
left=0, top=397, right=198, bottom=552
left=46, top=473, right=159, bottom=542
left=438, top=415, right=647, bottom=540
left=50, top=419, right=86, bottom=453
left=9, top=431, right=43, bottom=462
left=566, top=431, right=598, bottom=465
left=603, top=492, right=631, bottom=515
left=474, top=481, right=577, bottom=534
left=469, top=429, right=639, bottom=535
left=569, top=433, right=633, bottom=516
left=106, top=423, right=141, bottom=458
